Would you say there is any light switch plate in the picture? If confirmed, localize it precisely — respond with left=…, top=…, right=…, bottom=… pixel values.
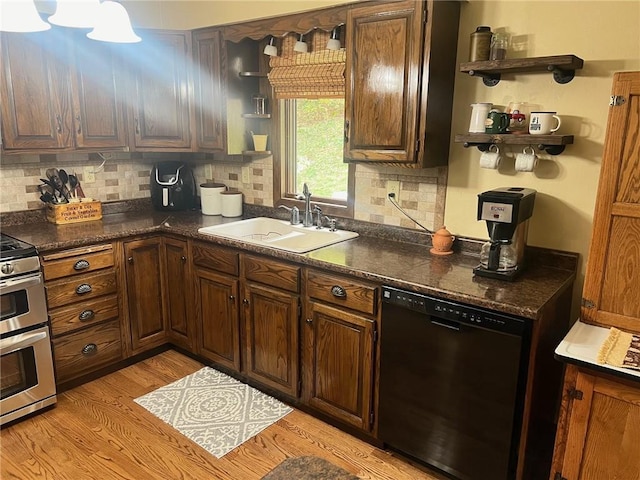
left=241, top=166, right=250, bottom=184
left=83, top=166, right=96, bottom=183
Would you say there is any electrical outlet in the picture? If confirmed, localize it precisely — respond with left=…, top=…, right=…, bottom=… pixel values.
left=387, top=180, right=400, bottom=201
left=205, top=164, right=212, bottom=181
left=241, top=166, right=251, bottom=184
left=83, top=166, right=96, bottom=184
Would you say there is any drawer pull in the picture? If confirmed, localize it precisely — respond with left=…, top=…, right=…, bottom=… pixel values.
left=76, top=283, right=92, bottom=295
left=78, top=309, right=95, bottom=322
left=331, top=285, right=347, bottom=298
left=81, top=343, right=98, bottom=356
left=73, top=259, right=90, bottom=270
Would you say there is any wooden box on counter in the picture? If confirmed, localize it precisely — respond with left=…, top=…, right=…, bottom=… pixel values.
left=46, top=200, right=102, bottom=225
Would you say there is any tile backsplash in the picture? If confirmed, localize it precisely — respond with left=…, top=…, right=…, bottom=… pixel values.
left=0, top=152, right=446, bottom=230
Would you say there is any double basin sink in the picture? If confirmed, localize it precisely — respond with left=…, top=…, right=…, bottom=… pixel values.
left=198, top=217, right=359, bottom=253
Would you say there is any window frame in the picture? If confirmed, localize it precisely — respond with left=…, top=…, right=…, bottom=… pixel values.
left=273, top=98, right=355, bottom=219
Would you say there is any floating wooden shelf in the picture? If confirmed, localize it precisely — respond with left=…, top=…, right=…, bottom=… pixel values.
left=241, top=113, right=271, bottom=119
left=239, top=71, right=267, bottom=78
left=454, top=133, right=574, bottom=155
left=460, top=54, right=584, bottom=87
left=242, top=150, right=272, bottom=156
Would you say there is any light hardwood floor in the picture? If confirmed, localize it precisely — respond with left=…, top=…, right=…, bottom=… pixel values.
left=1, top=350, right=447, bottom=480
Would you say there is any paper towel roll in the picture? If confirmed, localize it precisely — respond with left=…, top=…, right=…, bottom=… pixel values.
left=479, top=151, right=501, bottom=169
left=515, top=153, right=538, bottom=172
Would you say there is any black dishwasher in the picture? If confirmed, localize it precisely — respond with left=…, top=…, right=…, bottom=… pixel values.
left=378, top=286, right=531, bottom=480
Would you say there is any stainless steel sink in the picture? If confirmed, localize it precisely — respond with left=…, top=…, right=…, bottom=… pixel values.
left=197, top=217, right=358, bottom=253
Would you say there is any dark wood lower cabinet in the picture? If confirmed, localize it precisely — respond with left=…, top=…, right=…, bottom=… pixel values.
left=195, top=268, right=241, bottom=372
left=303, top=301, right=376, bottom=432
left=242, top=282, right=300, bottom=398
left=123, top=237, right=167, bottom=352
left=163, top=237, right=194, bottom=350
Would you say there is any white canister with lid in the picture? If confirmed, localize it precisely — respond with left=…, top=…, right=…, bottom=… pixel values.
left=221, top=191, right=243, bottom=218
left=200, top=182, right=226, bottom=215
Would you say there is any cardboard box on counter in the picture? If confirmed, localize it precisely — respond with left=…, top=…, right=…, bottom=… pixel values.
left=46, top=200, right=102, bottom=225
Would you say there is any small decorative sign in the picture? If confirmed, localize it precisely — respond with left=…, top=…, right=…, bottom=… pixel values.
left=46, top=200, right=102, bottom=225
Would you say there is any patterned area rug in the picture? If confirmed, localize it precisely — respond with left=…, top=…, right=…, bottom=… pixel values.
left=262, top=456, right=360, bottom=480
left=134, top=367, right=292, bottom=458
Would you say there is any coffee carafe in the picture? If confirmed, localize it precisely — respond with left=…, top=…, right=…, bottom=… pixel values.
left=473, top=187, right=536, bottom=281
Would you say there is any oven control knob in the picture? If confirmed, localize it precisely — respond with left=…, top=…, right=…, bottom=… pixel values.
left=1, top=263, right=14, bottom=275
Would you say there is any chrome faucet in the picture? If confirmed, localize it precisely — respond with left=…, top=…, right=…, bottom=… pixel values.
left=295, top=183, right=314, bottom=227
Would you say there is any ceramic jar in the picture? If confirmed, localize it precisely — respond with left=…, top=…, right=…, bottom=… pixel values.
left=430, top=226, right=455, bottom=255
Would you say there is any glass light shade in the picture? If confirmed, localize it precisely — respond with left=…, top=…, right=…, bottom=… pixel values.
left=0, top=0, right=51, bottom=32
left=326, top=38, right=340, bottom=50
left=49, top=0, right=100, bottom=29
left=87, top=0, right=141, bottom=43
left=263, top=37, right=277, bottom=56
left=293, top=34, right=307, bottom=53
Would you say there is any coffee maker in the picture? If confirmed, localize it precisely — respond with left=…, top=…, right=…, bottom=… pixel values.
left=473, top=187, right=536, bottom=281
left=150, top=161, right=196, bottom=211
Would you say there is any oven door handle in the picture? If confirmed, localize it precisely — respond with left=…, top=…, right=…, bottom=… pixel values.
left=0, top=272, right=43, bottom=294
left=0, top=329, right=48, bottom=356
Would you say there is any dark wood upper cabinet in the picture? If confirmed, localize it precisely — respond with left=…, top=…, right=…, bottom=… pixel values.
left=70, top=35, right=128, bottom=149
left=129, top=30, right=193, bottom=150
left=192, top=29, right=226, bottom=152
left=1, top=31, right=73, bottom=150
left=344, top=0, right=460, bottom=166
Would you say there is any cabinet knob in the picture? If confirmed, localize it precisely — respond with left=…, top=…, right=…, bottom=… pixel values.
left=81, top=343, right=98, bottom=356
left=76, top=283, right=92, bottom=295
left=128, top=257, right=133, bottom=264
left=73, top=259, right=90, bottom=271
left=229, top=295, right=235, bottom=301
left=78, top=309, right=95, bottom=322
left=331, top=285, right=347, bottom=298
left=242, top=298, right=249, bottom=305
left=181, top=255, right=187, bottom=263
left=306, top=318, right=313, bottom=324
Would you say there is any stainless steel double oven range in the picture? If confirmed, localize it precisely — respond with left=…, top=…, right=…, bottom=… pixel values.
left=0, top=233, right=56, bottom=426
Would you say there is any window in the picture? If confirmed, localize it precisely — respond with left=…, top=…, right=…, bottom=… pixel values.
left=277, top=98, right=354, bottom=217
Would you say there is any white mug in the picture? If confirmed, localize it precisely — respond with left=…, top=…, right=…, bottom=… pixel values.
left=479, top=144, right=501, bottom=169
left=529, top=112, right=561, bottom=135
left=515, top=146, right=538, bottom=172
left=469, top=103, right=493, bottom=133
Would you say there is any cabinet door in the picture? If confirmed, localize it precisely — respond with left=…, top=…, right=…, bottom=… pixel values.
left=193, top=29, right=226, bottom=151
left=124, top=237, right=167, bottom=351
left=558, top=370, right=640, bottom=480
left=1, top=31, right=72, bottom=150
left=243, top=282, right=299, bottom=398
left=131, top=31, right=192, bottom=149
left=195, top=268, right=240, bottom=372
left=70, top=35, right=128, bottom=149
left=163, top=237, right=194, bottom=350
left=344, top=0, right=423, bottom=163
left=582, top=72, right=640, bottom=331
left=303, top=301, right=375, bottom=431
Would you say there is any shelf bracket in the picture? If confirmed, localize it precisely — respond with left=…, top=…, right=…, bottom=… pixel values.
left=467, top=70, right=501, bottom=87
left=537, top=144, right=566, bottom=155
left=548, top=65, right=576, bottom=84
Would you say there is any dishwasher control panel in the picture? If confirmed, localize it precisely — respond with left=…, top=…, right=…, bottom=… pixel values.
left=382, top=286, right=528, bottom=336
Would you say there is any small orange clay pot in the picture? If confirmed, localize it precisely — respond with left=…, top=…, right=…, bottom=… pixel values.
left=430, top=226, right=455, bottom=256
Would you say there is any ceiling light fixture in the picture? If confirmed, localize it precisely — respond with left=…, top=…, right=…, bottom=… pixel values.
left=263, top=36, right=277, bottom=56
left=87, top=0, right=141, bottom=43
left=48, top=0, right=100, bottom=29
left=293, top=33, right=308, bottom=53
left=0, top=0, right=51, bottom=32
left=326, top=26, right=341, bottom=51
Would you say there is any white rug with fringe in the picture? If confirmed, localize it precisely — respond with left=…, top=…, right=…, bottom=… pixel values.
left=134, top=367, right=292, bottom=458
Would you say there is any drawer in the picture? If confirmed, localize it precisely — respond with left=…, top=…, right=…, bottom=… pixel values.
left=42, top=245, right=114, bottom=281
left=46, top=271, right=117, bottom=309
left=53, top=320, right=122, bottom=383
left=49, top=294, right=119, bottom=337
left=243, top=254, right=300, bottom=293
left=307, top=270, right=378, bottom=315
left=192, top=242, right=239, bottom=276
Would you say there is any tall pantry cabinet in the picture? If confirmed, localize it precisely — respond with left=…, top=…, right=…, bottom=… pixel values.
left=550, top=71, right=640, bottom=480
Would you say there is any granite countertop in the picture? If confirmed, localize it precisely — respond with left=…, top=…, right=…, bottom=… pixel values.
left=1, top=203, right=578, bottom=320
